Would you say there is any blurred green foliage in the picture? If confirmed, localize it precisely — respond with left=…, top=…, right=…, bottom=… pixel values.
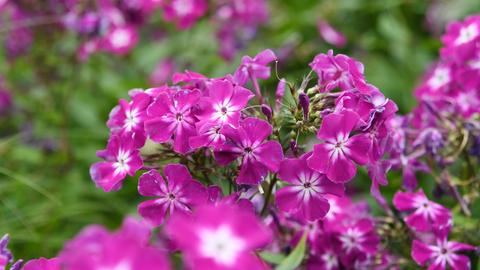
left=1, top=0, right=480, bottom=261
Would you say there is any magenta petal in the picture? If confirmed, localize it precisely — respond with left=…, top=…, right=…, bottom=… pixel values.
left=254, top=141, right=283, bottom=172
left=174, top=89, right=201, bottom=112
left=254, top=49, right=277, bottom=65
left=449, top=241, right=476, bottom=252
left=182, top=180, right=208, bottom=206
left=411, top=240, right=433, bottom=266
left=320, top=177, right=345, bottom=197
left=213, top=143, right=242, bottom=165
left=307, top=144, right=330, bottom=173
left=317, top=111, right=359, bottom=140
left=303, top=195, right=330, bottom=221
left=237, top=159, right=267, bottom=185
left=405, top=211, right=431, bottom=232
left=208, top=79, right=233, bottom=104
left=23, top=258, right=60, bottom=270
left=138, top=170, right=166, bottom=197
left=278, top=158, right=305, bottom=184
left=229, top=86, right=254, bottom=110
left=241, top=117, right=272, bottom=144
left=138, top=199, right=168, bottom=226
left=392, top=191, right=416, bottom=211
left=147, top=94, right=172, bottom=117
left=173, top=122, right=196, bottom=154
left=326, top=154, right=357, bottom=183
left=164, top=164, right=193, bottom=185
left=145, top=117, right=176, bottom=143
left=90, top=162, right=125, bottom=192
left=275, top=186, right=301, bottom=213
left=450, top=254, right=472, bottom=270
left=344, top=134, right=371, bottom=165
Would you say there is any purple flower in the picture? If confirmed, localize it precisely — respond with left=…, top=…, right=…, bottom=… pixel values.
left=166, top=203, right=272, bottom=270
left=0, top=235, right=13, bottom=270
left=145, top=88, right=201, bottom=154
left=107, top=91, right=151, bottom=147
left=412, top=227, right=475, bottom=270
left=137, top=164, right=207, bottom=226
left=234, top=49, right=277, bottom=86
left=317, top=21, right=347, bottom=48
left=441, top=15, right=480, bottom=62
left=337, top=219, right=380, bottom=256
left=214, top=117, right=283, bottom=185
left=23, top=258, right=59, bottom=270
left=90, top=134, right=143, bottom=192
left=309, top=50, right=366, bottom=92
left=275, top=154, right=344, bottom=221
left=162, top=0, right=207, bottom=29
left=60, top=217, right=171, bottom=270
left=150, top=58, right=176, bottom=86
left=195, top=79, right=254, bottom=127
left=103, top=26, right=138, bottom=55
left=393, top=189, right=451, bottom=232
left=308, top=111, right=371, bottom=183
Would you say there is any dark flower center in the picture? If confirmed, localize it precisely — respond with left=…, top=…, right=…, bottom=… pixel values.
left=441, top=248, right=447, bottom=254
left=244, top=147, right=253, bottom=154
left=423, top=203, right=428, bottom=208
left=168, top=193, right=176, bottom=200
left=303, top=182, right=312, bottom=189
left=221, top=107, right=228, bottom=114
left=176, top=113, right=183, bottom=121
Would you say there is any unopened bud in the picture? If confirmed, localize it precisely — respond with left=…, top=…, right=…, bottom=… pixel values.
left=261, top=104, right=273, bottom=121
left=299, top=92, right=310, bottom=121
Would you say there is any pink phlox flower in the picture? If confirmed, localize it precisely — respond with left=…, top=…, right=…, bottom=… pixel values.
left=90, top=134, right=143, bottom=192
left=393, top=189, right=452, bottom=232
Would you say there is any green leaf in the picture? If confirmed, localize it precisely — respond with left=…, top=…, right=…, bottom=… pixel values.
left=259, top=251, right=286, bottom=265
left=276, top=232, right=307, bottom=270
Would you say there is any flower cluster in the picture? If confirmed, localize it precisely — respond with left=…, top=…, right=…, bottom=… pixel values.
left=386, top=15, right=480, bottom=213
left=393, top=189, right=475, bottom=270
left=0, top=0, right=268, bottom=61
left=85, top=48, right=408, bottom=269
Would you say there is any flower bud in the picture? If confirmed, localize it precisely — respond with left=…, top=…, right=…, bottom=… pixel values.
left=299, top=92, right=309, bottom=121
left=261, top=104, right=273, bottom=121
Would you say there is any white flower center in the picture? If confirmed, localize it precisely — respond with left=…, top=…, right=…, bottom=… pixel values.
left=123, top=108, right=139, bottom=131
left=321, top=252, right=339, bottom=269
left=339, top=228, right=364, bottom=253
left=173, top=0, right=193, bottom=16
left=110, top=29, right=131, bottom=48
left=114, top=149, right=131, bottom=174
left=427, top=67, right=450, bottom=90
left=199, top=225, right=245, bottom=266
left=455, top=24, right=479, bottom=45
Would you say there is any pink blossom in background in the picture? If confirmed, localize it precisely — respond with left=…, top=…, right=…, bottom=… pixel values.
left=166, top=203, right=272, bottom=270
left=317, top=20, right=347, bottom=48
left=150, top=58, right=176, bottom=86
left=103, top=26, right=139, bottom=55
left=23, top=258, right=59, bottom=270
left=60, top=217, right=171, bottom=270
left=162, top=0, right=208, bottom=29
left=137, top=164, right=208, bottom=226
left=393, top=189, right=451, bottom=232
left=234, top=49, right=277, bottom=86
